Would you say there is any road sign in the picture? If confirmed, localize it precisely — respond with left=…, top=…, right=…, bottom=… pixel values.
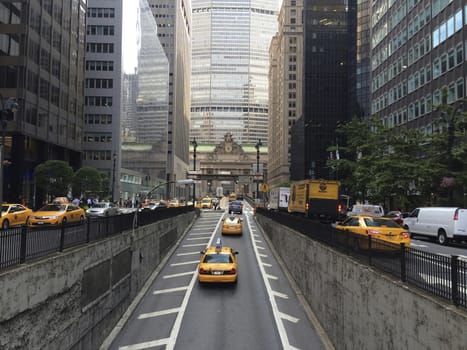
left=260, top=183, right=269, bottom=192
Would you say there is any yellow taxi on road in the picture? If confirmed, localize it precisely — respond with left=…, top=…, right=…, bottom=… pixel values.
left=200, top=197, right=213, bottom=209
left=336, top=215, right=410, bottom=249
left=29, top=203, right=86, bottom=227
left=168, top=199, right=180, bottom=208
left=198, top=239, right=238, bottom=283
left=222, top=215, right=242, bottom=235
left=1, top=204, right=33, bottom=229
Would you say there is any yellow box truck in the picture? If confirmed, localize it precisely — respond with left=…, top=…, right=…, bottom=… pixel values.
left=288, top=179, right=340, bottom=221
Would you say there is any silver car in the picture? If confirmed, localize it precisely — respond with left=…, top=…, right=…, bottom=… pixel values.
left=86, top=202, right=120, bottom=217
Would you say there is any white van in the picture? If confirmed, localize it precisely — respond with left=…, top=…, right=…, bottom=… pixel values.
left=347, top=204, right=384, bottom=217
left=402, top=207, right=467, bottom=245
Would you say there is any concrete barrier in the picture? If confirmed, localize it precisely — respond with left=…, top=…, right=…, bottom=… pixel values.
left=256, top=215, right=467, bottom=350
left=0, top=211, right=197, bottom=350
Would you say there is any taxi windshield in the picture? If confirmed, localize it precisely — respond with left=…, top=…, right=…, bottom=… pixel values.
left=39, top=204, right=66, bottom=212
left=364, top=218, right=400, bottom=228
left=203, top=253, right=232, bottom=263
left=1, top=205, right=9, bottom=213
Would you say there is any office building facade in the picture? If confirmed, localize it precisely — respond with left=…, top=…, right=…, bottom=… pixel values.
left=291, top=0, right=357, bottom=181
left=0, top=0, right=87, bottom=206
left=371, top=0, right=466, bottom=132
left=148, top=0, right=192, bottom=186
left=268, top=0, right=304, bottom=188
left=83, top=0, right=123, bottom=201
left=190, top=0, right=280, bottom=145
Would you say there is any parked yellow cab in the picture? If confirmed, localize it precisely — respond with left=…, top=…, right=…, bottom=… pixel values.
left=1, top=203, right=33, bottom=229
left=222, top=215, right=242, bottom=235
left=198, top=239, right=238, bottom=283
left=29, top=203, right=86, bottom=227
left=200, top=197, right=213, bottom=209
left=335, top=215, right=410, bottom=249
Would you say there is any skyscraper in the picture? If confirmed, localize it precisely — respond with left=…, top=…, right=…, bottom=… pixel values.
left=0, top=1, right=87, bottom=206
left=83, top=0, right=123, bottom=200
left=190, top=0, right=280, bottom=145
left=147, top=0, right=192, bottom=186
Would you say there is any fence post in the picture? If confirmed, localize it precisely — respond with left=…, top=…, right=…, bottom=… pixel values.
left=86, top=218, right=91, bottom=243
left=400, top=243, right=406, bottom=282
left=59, top=224, right=65, bottom=252
left=20, top=225, right=27, bottom=263
left=451, top=255, right=459, bottom=306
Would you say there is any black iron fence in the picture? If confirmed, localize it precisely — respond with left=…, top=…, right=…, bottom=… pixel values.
left=0, top=206, right=194, bottom=271
left=257, top=208, right=467, bottom=309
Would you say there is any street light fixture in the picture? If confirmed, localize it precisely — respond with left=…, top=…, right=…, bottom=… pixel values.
left=191, top=138, right=198, bottom=204
left=255, top=139, right=262, bottom=201
left=111, top=152, right=117, bottom=203
left=0, top=95, right=18, bottom=204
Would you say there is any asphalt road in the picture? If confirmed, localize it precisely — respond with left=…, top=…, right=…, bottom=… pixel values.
left=103, top=203, right=328, bottom=350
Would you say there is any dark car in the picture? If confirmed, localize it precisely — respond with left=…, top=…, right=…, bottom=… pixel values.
left=383, top=211, right=409, bottom=226
left=228, top=201, right=243, bottom=214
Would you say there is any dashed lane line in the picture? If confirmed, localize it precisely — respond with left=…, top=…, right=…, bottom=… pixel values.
left=170, top=260, right=199, bottom=266
left=177, top=251, right=201, bottom=256
left=118, top=338, right=170, bottom=350
left=163, top=271, right=196, bottom=279
left=153, top=286, right=188, bottom=295
left=138, top=307, right=180, bottom=319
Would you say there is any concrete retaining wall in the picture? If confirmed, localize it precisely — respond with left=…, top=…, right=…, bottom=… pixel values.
left=256, top=215, right=467, bottom=350
left=0, top=211, right=197, bottom=350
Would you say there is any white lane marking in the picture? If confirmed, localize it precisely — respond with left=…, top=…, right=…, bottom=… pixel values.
left=279, top=312, right=300, bottom=323
left=246, top=214, right=295, bottom=349
left=118, top=338, right=170, bottom=350
left=255, top=239, right=262, bottom=243
left=272, top=291, right=289, bottom=299
left=257, top=246, right=266, bottom=250
left=189, top=232, right=213, bottom=236
left=170, top=260, right=199, bottom=266
left=259, top=253, right=268, bottom=258
left=410, top=243, right=428, bottom=248
left=266, top=274, right=278, bottom=280
left=138, top=307, right=180, bottom=319
left=177, top=251, right=201, bottom=256
left=187, top=237, right=210, bottom=240
left=263, top=262, right=272, bottom=267
left=153, top=286, right=188, bottom=295
left=182, top=243, right=207, bottom=247
left=163, top=271, right=196, bottom=279
left=165, top=214, right=225, bottom=350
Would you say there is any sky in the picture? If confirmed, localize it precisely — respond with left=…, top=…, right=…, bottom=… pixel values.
left=122, top=0, right=138, bottom=73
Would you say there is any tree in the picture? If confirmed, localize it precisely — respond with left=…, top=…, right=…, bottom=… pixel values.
left=72, top=167, right=102, bottom=198
left=34, top=160, right=74, bottom=200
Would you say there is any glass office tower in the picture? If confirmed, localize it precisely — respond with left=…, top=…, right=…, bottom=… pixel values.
left=191, top=0, right=280, bottom=145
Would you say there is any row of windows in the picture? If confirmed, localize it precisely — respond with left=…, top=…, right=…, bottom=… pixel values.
left=432, top=79, right=464, bottom=105
left=121, top=174, right=142, bottom=185
left=408, top=64, right=432, bottom=94
left=408, top=95, right=433, bottom=121
left=84, top=133, right=112, bottom=143
left=407, top=6, right=430, bottom=40
left=83, top=150, right=113, bottom=161
left=87, top=8, right=115, bottom=18
left=85, top=78, right=113, bottom=89
left=433, top=43, right=463, bottom=78
left=432, top=9, right=462, bottom=48
left=85, top=96, right=113, bottom=107
left=86, top=42, right=114, bottom=53
left=86, top=25, right=115, bottom=36
left=84, top=114, right=113, bottom=125
left=86, top=60, right=114, bottom=71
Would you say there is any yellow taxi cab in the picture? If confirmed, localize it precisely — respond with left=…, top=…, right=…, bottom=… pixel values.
left=194, top=201, right=202, bottom=209
left=168, top=199, right=180, bottom=208
left=198, top=239, right=238, bottom=283
left=1, top=203, right=33, bottom=229
left=222, top=215, right=242, bottom=235
left=29, top=203, right=86, bottom=227
left=335, top=215, right=410, bottom=249
left=200, top=197, right=213, bottom=209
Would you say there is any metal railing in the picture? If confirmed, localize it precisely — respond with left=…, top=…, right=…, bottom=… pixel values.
left=256, top=208, right=467, bottom=309
left=0, top=206, right=194, bottom=271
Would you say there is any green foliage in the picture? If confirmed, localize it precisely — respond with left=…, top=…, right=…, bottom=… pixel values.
left=72, top=167, right=102, bottom=197
left=34, top=160, right=74, bottom=198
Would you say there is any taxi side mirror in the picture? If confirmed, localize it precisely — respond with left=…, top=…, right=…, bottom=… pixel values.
left=200, top=250, right=205, bottom=254
left=234, top=251, right=239, bottom=255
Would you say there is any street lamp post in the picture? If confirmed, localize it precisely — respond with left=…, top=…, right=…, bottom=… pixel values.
left=111, top=153, right=117, bottom=203
left=255, top=139, right=262, bottom=201
left=0, top=95, right=18, bottom=204
left=191, top=138, right=197, bottom=204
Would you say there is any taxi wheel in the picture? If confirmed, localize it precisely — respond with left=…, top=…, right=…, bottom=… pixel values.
left=62, top=218, right=67, bottom=225
left=2, top=219, right=9, bottom=230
